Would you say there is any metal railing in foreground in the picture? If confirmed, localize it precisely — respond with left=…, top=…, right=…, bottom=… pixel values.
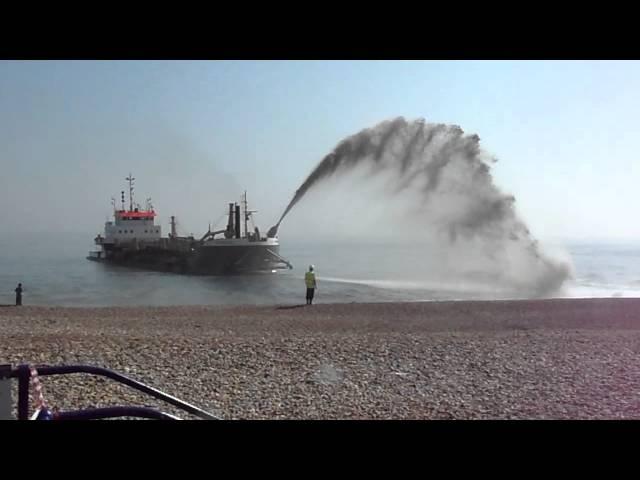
left=1, top=363, right=221, bottom=420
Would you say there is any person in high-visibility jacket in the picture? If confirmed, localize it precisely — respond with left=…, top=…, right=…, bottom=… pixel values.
left=305, top=265, right=317, bottom=305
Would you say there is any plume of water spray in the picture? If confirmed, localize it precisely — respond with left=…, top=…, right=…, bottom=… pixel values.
left=270, top=116, right=571, bottom=295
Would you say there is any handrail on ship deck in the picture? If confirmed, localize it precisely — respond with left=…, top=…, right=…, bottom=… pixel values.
left=2, top=364, right=220, bottom=420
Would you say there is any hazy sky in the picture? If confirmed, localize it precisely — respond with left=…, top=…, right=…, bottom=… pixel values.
left=1, top=60, right=638, bottom=242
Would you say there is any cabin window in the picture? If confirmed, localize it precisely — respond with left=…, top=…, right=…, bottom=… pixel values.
left=118, top=230, right=122, bottom=233
left=145, top=230, right=148, bottom=233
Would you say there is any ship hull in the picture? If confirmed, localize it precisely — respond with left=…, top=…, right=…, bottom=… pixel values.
left=88, top=243, right=285, bottom=275
left=191, top=243, right=282, bottom=274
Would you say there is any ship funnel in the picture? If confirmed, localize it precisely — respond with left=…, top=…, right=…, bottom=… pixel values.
left=225, top=203, right=235, bottom=238
left=235, top=204, right=241, bottom=239
left=170, top=216, right=177, bottom=238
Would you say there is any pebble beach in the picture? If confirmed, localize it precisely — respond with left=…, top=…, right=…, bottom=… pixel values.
left=2, top=298, right=640, bottom=419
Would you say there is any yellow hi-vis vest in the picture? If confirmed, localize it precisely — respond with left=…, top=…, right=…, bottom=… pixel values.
left=305, top=271, right=316, bottom=288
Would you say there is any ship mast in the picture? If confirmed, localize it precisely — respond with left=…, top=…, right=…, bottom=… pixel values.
left=243, top=191, right=248, bottom=239
left=126, top=174, right=135, bottom=212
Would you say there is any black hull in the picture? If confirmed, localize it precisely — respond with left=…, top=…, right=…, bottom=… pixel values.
left=88, top=244, right=286, bottom=275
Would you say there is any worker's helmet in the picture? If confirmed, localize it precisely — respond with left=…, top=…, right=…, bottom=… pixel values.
left=309, top=265, right=314, bottom=271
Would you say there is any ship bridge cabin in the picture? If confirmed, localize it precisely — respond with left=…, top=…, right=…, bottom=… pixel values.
left=103, top=209, right=162, bottom=243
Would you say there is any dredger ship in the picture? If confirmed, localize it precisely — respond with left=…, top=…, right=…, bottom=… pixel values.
left=87, top=175, right=292, bottom=274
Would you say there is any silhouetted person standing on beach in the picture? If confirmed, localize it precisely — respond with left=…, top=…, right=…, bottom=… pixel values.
left=15, top=283, right=23, bottom=306
left=305, top=265, right=317, bottom=305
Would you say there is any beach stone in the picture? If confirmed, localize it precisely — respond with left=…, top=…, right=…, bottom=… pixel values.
left=2, top=299, right=640, bottom=419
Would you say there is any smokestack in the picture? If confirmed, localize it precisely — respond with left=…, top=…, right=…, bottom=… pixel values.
left=227, top=203, right=234, bottom=234
left=235, top=204, right=241, bottom=239
left=170, top=216, right=177, bottom=238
